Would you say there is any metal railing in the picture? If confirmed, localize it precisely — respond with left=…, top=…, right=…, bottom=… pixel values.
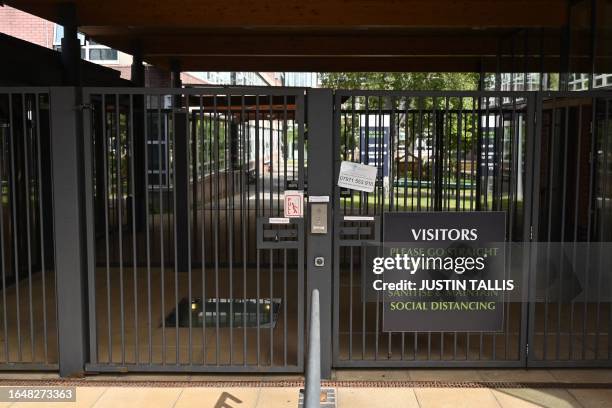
left=0, top=89, right=58, bottom=370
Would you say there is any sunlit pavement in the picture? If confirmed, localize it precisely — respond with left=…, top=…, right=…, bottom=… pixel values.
left=0, top=369, right=611, bottom=407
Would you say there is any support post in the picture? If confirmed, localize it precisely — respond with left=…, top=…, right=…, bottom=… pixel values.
left=589, top=0, right=598, bottom=89
left=559, top=3, right=572, bottom=91
left=50, top=87, right=88, bottom=377
left=307, top=89, right=333, bottom=379
left=58, top=3, right=81, bottom=86
left=131, top=45, right=145, bottom=87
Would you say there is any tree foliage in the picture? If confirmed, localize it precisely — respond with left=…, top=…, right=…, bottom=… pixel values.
left=319, top=72, right=479, bottom=91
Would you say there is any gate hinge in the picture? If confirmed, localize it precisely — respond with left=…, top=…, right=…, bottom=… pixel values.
left=529, top=225, right=533, bottom=241
left=526, top=342, right=529, bottom=356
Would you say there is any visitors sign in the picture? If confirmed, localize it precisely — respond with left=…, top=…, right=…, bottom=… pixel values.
left=365, top=212, right=509, bottom=332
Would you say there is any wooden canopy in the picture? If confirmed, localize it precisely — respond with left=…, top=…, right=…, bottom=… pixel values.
left=5, top=0, right=612, bottom=72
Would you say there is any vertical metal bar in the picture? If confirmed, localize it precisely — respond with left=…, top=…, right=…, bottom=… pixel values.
left=595, top=99, right=610, bottom=359
left=374, top=97, right=381, bottom=360
left=129, top=94, right=139, bottom=365
left=332, top=93, right=342, bottom=366
left=208, top=94, right=215, bottom=364
left=199, top=95, right=207, bottom=365
left=227, top=94, right=234, bottom=365
left=605, top=100, right=612, bottom=359
left=470, top=97, right=476, bottom=211
left=388, top=97, right=395, bottom=358
left=456, top=97, right=462, bottom=211
left=525, top=91, right=541, bottom=366
left=157, top=95, right=165, bottom=365
left=283, top=247, right=287, bottom=366
left=418, top=99, right=424, bottom=211
left=213, top=95, right=220, bottom=365
left=115, top=94, right=126, bottom=364
left=269, top=98, right=273, bottom=214
left=186, top=99, right=193, bottom=366
left=37, top=92, right=49, bottom=364
left=349, top=245, right=353, bottom=361
left=255, top=96, right=261, bottom=367
left=556, top=104, right=570, bottom=360
left=505, top=96, right=518, bottom=359
left=543, top=98, right=558, bottom=361
left=569, top=104, right=583, bottom=359
left=269, top=248, right=274, bottom=365
left=8, top=94, right=22, bottom=361
left=241, top=95, right=247, bottom=366
left=484, top=96, right=491, bottom=211
left=22, top=94, right=36, bottom=361
left=171, top=96, right=179, bottom=365
left=101, top=94, right=113, bottom=363
left=582, top=97, right=596, bottom=360
left=283, top=96, right=288, bottom=366
left=0, top=93, right=10, bottom=362
left=143, top=95, right=152, bottom=364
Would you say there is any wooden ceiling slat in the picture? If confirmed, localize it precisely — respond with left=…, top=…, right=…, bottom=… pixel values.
left=7, top=0, right=567, bottom=28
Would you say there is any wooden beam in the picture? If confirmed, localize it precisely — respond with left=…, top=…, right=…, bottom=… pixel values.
left=91, top=33, right=559, bottom=57
left=146, top=55, right=612, bottom=73
left=8, top=0, right=567, bottom=28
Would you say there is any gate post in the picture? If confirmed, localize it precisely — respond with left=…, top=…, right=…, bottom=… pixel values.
left=50, top=87, right=89, bottom=377
left=306, top=89, right=333, bottom=379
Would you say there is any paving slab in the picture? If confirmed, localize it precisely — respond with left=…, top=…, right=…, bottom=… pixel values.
left=414, top=387, right=501, bottom=408
left=491, top=388, right=582, bottom=408
left=337, top=387, right=419, bottom=408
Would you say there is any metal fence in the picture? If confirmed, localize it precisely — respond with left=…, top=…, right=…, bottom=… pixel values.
left=0, top=90, right=57, bottom=370
left=82, top=87, right=305, bottom=372
left=333, top=91, right=532, bottom=367
left=0, top=86, right=610, bottom=374
left=527, top=92, right=612, bottom=367
left=332, top=89, right=612, bottom=368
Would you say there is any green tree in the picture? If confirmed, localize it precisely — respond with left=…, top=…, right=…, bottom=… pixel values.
left=319, top=72, right=479, bottom=91
left=322, top=73, right=482, bottom=183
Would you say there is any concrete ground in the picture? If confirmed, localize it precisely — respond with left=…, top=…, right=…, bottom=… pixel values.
left=0, top=369, right=611, bottom=407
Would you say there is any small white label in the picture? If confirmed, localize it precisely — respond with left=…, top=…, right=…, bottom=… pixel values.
left=337, top=161, right=377, bottom=193
left=269, top=217, right=290, bottom=224
left=284, top=190, right=304, bottom=218
left=344, top=216, right=375, bottom=221
left=309, top=195, right=330, bottom=203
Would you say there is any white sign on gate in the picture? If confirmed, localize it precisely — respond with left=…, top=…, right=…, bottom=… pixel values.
left=284, top=190, right=304, bottom=218
left=337, top=161, right=377, bottom=193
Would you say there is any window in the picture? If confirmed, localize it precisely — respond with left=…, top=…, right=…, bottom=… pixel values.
left=88, top=48, right=118, bottom=61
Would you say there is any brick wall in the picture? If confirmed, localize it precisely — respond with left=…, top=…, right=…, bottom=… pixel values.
left=0, top=6, right=55, bottom=49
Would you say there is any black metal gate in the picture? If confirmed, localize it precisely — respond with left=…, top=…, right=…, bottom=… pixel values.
left=332, top=91, right=534, bottom=367
left=0, top=89, right=58, bottom=370
left=527, top=91, right=612, bottom=367
left=82, top=87, right=305, bottom=372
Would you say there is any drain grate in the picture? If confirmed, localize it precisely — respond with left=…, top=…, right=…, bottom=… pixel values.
left=0, top=379, right=611, bottom=389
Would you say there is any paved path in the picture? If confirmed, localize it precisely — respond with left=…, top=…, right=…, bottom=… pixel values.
left=0, top=369, right=611, bottom=407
